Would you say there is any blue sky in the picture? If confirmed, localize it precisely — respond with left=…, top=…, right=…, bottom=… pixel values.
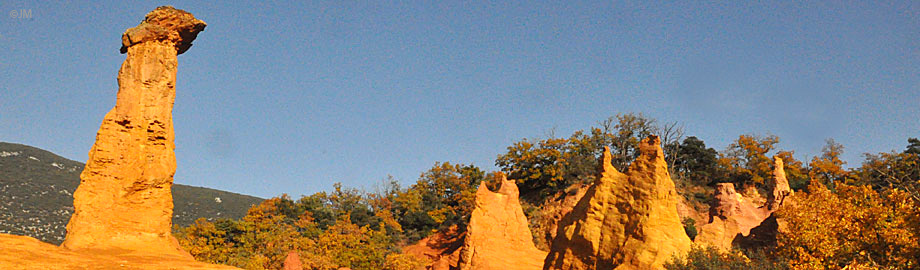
left=1, top=1, right=917, bottom=198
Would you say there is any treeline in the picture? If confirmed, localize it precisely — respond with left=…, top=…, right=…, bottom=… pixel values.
left=175, top=113, right=920, bottom=270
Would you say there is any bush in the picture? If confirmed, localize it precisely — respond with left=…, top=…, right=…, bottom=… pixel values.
left=665, top=246, right=788, bottom=270
left=682, top=218, right=697, bottom=241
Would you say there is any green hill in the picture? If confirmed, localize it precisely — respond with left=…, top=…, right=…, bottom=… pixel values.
left=0, top=142, right=264, bottom=244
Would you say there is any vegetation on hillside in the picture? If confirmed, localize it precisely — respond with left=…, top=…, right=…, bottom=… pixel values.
left=173, top=114, right=920, bottom=270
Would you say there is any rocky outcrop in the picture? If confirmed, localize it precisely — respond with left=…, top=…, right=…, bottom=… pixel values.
left=62, top=6, right=206, bottom=256
left=693, top=183, right=769, bottom=251
left=544, top=136, right=691, bottom=270
left=694, top=156, right=793, bottom=250
left=457, top=174, right=547, bottom=270
left=283, top=251, right=302, bottom=270
left=766, top=156, right=792, bottom=211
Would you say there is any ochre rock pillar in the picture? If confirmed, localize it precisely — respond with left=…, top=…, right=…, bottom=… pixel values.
left=62, top=6, right=206, bottom=256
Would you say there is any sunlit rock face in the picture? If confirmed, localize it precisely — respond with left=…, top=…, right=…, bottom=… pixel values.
left=544, top=137, right=691, bottom=270
left=457, top=174, right=547, bottom=270
left=62, top=6, right=206, bottom=256
left=694, top=157, right=793, bottom=250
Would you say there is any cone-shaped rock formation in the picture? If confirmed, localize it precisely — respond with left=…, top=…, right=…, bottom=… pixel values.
left=62, top=6, right=206, bottom=256
left=544, top=136, right=691, bottom=270
left=458, top=173, right=547, bottom=270
left=694, top=156, right=793, bottom=250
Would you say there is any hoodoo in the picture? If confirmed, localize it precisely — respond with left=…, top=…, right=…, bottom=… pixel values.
left=544, top=136, right=691, bottom=270
left=457, top=174, right=547, bottom=270
left=62, top=6, right=206, bottom=256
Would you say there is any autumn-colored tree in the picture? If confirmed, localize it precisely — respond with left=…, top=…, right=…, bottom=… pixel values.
left=808, top=139, right=848, bottom=189
left=719, top=134, right=780, bottom=188
left=777, top=181, right=920, bottom=269
left=372, top=162, right=485, bottom=241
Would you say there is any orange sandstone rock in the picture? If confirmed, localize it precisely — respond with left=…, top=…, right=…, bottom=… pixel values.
left=766, top=156, right=792, bottom=211
left=457, top=174, right=547, bottom=270
left=62, top=6, right=205, bottom=256
left=544, top=136, right=691, bottom=270
left=283, top=251, right=303, bottom=270
left=694, top=156, right=793, bottom=250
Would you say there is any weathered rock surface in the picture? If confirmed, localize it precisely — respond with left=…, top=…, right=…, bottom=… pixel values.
left=61, top=6, right=206, bottom=256
left=457, top=174, right=547, bottom=270
left=544, top=136, right=691, bottom=270
left=693, top=183, right=769, bottom=251
left=694, top=156, right=793, bottom=250
left=403, top=225, right=464, bottom=270
left=282, top=251, right=302, bottom=270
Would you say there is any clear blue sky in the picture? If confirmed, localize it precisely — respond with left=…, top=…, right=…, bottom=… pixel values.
left=1, top=1, right=917, bottom=198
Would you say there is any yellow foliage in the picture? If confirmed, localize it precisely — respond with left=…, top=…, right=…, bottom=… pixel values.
left=778, top=181, right=920, bottom=269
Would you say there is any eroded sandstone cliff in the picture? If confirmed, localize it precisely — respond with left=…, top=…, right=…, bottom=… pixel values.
left=544, top=136, right=691, bottom=270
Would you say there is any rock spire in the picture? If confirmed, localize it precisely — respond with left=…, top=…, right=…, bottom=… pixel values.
left=62, top=6, right=206, bottom=256
left=544, top=136, right=691, bottom=270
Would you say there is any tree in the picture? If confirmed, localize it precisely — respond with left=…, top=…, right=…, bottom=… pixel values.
left=719, top=134, right=780, bottom=189
left=808, top=139, right=847, bottom=189
left=777, top=181, right=920, bottom=269
left=383, top=162, right=484, bottom=241
left=674, top=136, right=719, bottom=185
left=906, top=138, right=920, bottom=155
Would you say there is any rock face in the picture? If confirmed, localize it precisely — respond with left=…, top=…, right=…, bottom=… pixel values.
left=544, top=136, right=691, bottom=270
left=457, top=174, right=547, bottom=270
left=61, top=6, right=206, bottom=256
left=694, top=156, right=793, bottom=250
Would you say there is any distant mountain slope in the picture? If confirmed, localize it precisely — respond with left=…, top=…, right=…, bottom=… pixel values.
left=0, top=142, right=263, bottom=244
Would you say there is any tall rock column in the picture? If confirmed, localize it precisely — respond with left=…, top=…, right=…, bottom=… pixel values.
left=544, top=136, right=691, bottom=270
left=62, top=6, right=206, bottom=256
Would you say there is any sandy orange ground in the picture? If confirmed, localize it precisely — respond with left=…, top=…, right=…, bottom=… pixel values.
left=0, top=234, right=238, bottom=270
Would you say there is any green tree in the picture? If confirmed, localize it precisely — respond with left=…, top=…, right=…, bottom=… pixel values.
left=905, top=138, right=920, bottom=155
left=674, top=136, right=719, bottom=185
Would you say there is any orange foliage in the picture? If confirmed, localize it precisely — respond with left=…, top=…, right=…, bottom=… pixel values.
left=778, top=181, right=920, bottom=269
